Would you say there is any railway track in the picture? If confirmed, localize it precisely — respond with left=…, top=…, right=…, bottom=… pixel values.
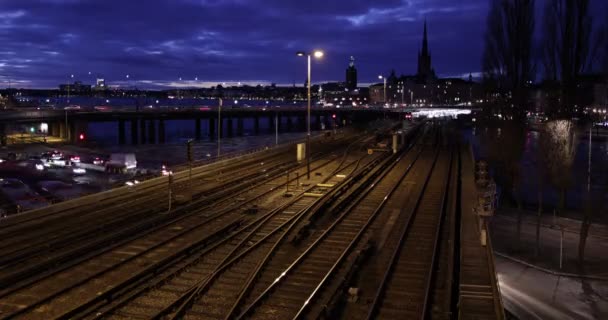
left=0, top=143, right=293, bottom=231
left=72, top=134, right=384, bottom=319
left=0, top=128, right=390, bottom=319
left=0, top=133, right=361, bottom=287
left=0, top=156, right=342, bottom=319
left=0, top=129, right=359, bottom=238
left=0, top=155, right=292, bottom=262
left=157, top=151, right=384, bottom=320
left=230, top=127, right=432, bottom=320
left=363, top=144, right=454, bottom=319
left=0, top=156, right=305, bottom=292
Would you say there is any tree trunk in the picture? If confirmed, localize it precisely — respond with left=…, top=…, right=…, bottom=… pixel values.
left=515, top=187, right=522, bottom=250
left=579, top=192, right=593, bottom=267
left=558, top=188, right=567, bottom=214
left=536, top=187, right=543, bottom=257
left=579, top=216, right=590, bottom=267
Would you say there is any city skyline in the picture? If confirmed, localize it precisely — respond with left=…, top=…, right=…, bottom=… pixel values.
left=0, top=0, right=606, bottom=89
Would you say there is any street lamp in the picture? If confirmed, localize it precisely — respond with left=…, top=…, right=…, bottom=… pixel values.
left=378, top=75, right=387, bottom=105
left=178, top=77, right=183, bottom=99
left=125, top=74, right=131, bottom=96
left=67, top=74, right=74, bottom=105
left=296, top=49, right=324, bottom=180
left=194, top=77, right=199, bottom=98
left=217, top=97, right=222, bottom=157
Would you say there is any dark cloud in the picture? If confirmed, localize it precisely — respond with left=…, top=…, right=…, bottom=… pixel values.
left=1, top=0, right=600, bottom=89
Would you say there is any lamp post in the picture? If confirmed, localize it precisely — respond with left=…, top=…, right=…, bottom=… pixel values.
left=177, top=77, right=183, bottom=100
left=296, top=50, right=324, bottom=180
left=67, top=74, right=74, bottom=105
left=217, top=97, right=222, bottom=157
left=378, top=75, right=387, bottom=106
left=194, top=76, right=199, bottom=99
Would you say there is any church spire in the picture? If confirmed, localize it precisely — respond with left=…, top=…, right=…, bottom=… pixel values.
left=421, top=19, right=429, bottom=56
left=417, top=20, right=435, bottom=81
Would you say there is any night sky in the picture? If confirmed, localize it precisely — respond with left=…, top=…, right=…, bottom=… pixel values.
left=0, top=0, right=605, bottom=89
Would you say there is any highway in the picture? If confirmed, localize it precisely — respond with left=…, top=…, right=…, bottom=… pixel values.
left=0, top=120, right=504, bottom=320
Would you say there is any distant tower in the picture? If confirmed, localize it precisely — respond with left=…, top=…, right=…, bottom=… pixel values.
left=417, top=20, right=436, bottom=81
left=346, top=56, right=358, bottom=91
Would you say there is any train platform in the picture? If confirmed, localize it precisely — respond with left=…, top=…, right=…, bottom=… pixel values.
left=458, top=144, right=505, bottom=319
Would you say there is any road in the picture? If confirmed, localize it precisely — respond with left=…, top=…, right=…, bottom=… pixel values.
left=497, top=255, right=608, bottom=319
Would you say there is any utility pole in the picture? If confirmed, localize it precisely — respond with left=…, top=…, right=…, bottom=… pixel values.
left=306, top=54, right=311, bottom=179
left=187, top=139, right=193, bottom=186
left=217, top=98, right=222, bottom=157
left=297, top=50, right=324, bottom=180
left=67, top=74, right=74, bottom=105
left=64, top=110, right=68, bottom=141
left=383, top=77, right=387, bottom=104
left=167, top=172, right=173, bottom=213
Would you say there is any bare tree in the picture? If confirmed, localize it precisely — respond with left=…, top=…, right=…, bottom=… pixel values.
left=578, top=125, right=604, bottom=266
left=482, top=0, right=535, bottom=121
left=542, top=0, right=598, bottom=117
left=534, top=129, right=551, bottom=256
left=601, top=8, right=608, bottom=75
left=479, top=122, right=526, bottom=244
left=544, top=120, right=577, bottom=212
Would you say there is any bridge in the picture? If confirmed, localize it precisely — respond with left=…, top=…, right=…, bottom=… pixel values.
left=0, top=106, right=475, bottom=145
left=0, top=121, right=503, bottom=319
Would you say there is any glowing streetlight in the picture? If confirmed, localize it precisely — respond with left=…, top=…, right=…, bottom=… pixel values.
left=378, top=75, right=387, bottom=104
left=296, top=49, right=324, bottom=179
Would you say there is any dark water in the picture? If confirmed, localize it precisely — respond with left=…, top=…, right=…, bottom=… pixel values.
left=464, top=127, right=608, bottom=223
left=87, top=115, right=317, bottom=146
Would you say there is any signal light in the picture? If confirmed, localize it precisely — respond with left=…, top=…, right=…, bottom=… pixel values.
left=79, top=133, right=85, bottom=140
left=332, top=114, right=336, bottom=119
